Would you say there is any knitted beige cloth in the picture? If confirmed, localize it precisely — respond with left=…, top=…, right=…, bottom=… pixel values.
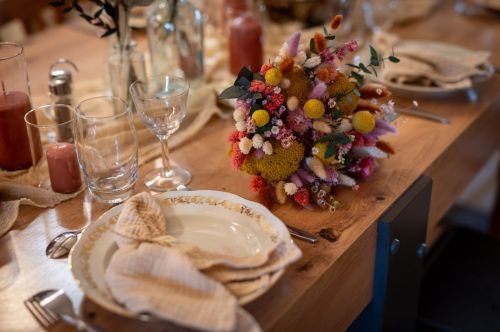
left=373, top=32, right=491, bottom=89
left=105, top=192, right=301, bottom=331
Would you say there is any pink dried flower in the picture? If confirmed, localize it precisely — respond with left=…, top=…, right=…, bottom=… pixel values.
left=349, top=157, right=376, bottom=179
left=231, top=143, right=245, bottom=170
left=286, top=109, right=311, bottom=134
left=308, top=82, right=327, bottom=99
left=249, top=80, right=267, bottom=93
left=228, top=130, right=240, bottom=144
left=260, top=63, right=273, bottom=75
left=293, top=187, right=310, bottom=206
left=250, top=176, right=266, bottom=192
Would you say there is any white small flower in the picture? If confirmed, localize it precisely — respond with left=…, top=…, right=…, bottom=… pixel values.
left=252, top=134, right=264, bottom=149
left=235, top=121, right=246, bottom=132
left=276, top=119, right=283, bottom=126
left=412, top=100, right=419, bottom=107
left=303, top=56, right=322, bottom=68
left=274, top=55, right=283, bottom=64
left=312, top=147, right=320, bottom=155
left=264, top=131, right=272, bottom=138
left=233, top=108, right=245, bottom=122
left=238, top=137, right=253, bottom=155
left=294, top=51, right=307, bottom=65
left=262, top=141, right=273, bottom=155
left=353, top=55, right=361, bottom=65
left=284, top=183, right=298, bottom=196
left=376, top=87, right=383, bottom=96
left=273, top=86, right=282, bottom=94
left=371, top=98, right=378, bottom=105
left=271, top=126, right=279, bottom=135
left=328, top=98, right=337, bottom=108
left=280, top=78, right=291, bottom=89
left=279, top=42, right=289, bottom=58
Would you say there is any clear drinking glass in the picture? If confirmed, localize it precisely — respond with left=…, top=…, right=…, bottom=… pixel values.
left=129, top=75, right=191, bottom=192
left=74, top=96, right=138, bottom=204
left=363, top=0, right=399, bottom=33
left=24, top=104, right=82, bottom=193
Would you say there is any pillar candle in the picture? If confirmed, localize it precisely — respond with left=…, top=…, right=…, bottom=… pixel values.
left=46, top=142, right=82, bottom=194
left=229, top=13, right=263, bottom=75
left=0, top=91, right=33, bottom=170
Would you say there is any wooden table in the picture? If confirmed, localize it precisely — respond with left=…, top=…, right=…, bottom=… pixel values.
left=1, top=4, right=499, bottom=332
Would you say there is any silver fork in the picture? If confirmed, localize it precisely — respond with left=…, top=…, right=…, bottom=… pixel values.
left=24, top=290, right=59, bottom=329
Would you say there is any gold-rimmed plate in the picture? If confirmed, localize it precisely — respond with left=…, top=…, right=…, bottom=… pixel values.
left=69, top=190, right=290, bottom=319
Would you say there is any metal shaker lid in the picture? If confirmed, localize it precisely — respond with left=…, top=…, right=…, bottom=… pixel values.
left=48, top=59, right=79, bottom=95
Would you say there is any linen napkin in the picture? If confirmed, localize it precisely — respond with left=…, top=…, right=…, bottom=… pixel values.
left=105, top=192, right=302, bottom=331
left=372, top=32, right=491, bottom=89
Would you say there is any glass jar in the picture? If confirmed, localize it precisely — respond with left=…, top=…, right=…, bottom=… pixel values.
left=0, top=42, right=35, bottom=171
left=147, top=0, right=204, bottom=86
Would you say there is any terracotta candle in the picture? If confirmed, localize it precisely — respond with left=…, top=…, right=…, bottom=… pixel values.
left=46, top=142, right=82, bottom=194
left=0, top=91, right=33, bottom=170
left=229, top=13, right=263, bottom=75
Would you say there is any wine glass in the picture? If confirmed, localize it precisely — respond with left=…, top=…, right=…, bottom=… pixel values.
left=363, top=0, right=399, bottom=34
left=129, top=75, right=191, bottom=191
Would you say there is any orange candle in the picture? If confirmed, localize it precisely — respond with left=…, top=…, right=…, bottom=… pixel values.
left=229, top=13, right=263, bottom=75
left=46, top=142, right=82, bottom=194
left=0, top=91, right=33, bottom=170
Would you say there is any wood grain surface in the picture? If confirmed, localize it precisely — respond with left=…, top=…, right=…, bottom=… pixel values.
left=0, top=2, right=499, bottom=332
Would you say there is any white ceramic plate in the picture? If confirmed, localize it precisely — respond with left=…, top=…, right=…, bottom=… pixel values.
left=69, top=190, right=290, bottom=319
left=369, top=41, right=494, bottom=98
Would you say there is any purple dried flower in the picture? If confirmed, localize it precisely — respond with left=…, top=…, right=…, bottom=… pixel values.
left=297, top=168, right=316, bottom=184
left=290, top=173, right=303, bottom=188
left=287, top=32, right=301, bottom=57
left=308, top=82, right=327, bottom=99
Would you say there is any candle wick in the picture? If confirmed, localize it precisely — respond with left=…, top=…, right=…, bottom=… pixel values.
left=1, top=81, right=5, bottom=95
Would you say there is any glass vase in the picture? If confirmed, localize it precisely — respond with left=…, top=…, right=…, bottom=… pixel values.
left=147, top=0, right=204, bottom=86
left=0, top=42, right=35, bottom=171
left=108, top=41, right=147, bottom=111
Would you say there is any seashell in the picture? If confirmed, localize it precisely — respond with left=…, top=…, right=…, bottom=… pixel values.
left=113, top=192, right=167, bottom=243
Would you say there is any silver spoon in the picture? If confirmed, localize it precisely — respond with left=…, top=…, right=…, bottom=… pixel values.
left=46, top=230, right=82, bottom=259
left=38, top=289, right=106, bottom=332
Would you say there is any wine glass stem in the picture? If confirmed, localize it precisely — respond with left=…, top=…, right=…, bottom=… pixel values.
left=159, top=137, right=171, bottom=177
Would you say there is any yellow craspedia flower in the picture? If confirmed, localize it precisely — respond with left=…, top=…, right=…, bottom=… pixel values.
left=241, top=140, right=305, bottom=181
left=265, top=68, right=282, bottom=86
left=284, top=66, right=310, bottom=102
left=304, top=99, right=325, bottom=119
left=252, top=109, right=270, bottom=127
left=328, top=73, right=359, bottom=115
left=352, top=111, right=376, bottom=134
left=313, top=143, right=335, bottom=163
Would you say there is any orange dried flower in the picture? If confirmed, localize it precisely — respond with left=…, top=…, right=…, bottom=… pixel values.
left=279, top=57, right=294, bottom=74
left=376, top=141, right=396, bottom=155
left=329, top=15, right=343, bottom=30
left=313, top=32, right=326, bottom=53
left=316, top=64, right=337, bottom=83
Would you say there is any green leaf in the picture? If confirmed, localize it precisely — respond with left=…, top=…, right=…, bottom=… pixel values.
left=253, top=72, right=265, bottom=82
left=309, top=38, right=317, bottom=54
left=100, top=28, right=117, bottom=37
left=388, top=55, right=400, bottom=63
left=332, top=110, right=343, bottom=119
left=358, top=63, right=371, bottom=74
left=350, top=71, right=364, bottom=85
left=218, top=85, right=245, bottom=99
left=235, top=67, right=254, bottom=83
left=369, top=45, right=379, bottom=66
left=325, top=144, right=336, bottom=158
left=335, top=133, right=351, bottom=144
left=63, top=6, right=73, bottom=13
left=325, top=35, right=336, bottom=40
left=346, top=64, right=360, bottom=69
left=251, top=93, right=263, bottom=100
left=235, top=76, right=251, bottom=90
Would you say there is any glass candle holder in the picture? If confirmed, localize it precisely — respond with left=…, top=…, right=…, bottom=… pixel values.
left=24, top=104, right=82, bottom=194
left=0, top=42, right=34, bottom=171
left=74, top=96, right=138, bottom=204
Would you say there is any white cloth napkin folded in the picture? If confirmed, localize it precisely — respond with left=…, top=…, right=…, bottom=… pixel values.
left=104, top=192, right=302, bottom=332
left=373, top=32, right=491, bottom=89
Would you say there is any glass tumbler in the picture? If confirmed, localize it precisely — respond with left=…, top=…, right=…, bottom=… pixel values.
left=24, top=104, right=82, bottom=194
left=130, top=75, right=190, bottom=192
left=74, top=96, right=138, bottom=204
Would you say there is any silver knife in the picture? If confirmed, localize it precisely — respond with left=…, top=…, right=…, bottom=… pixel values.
left=397, top=107, right=450, bottom=124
